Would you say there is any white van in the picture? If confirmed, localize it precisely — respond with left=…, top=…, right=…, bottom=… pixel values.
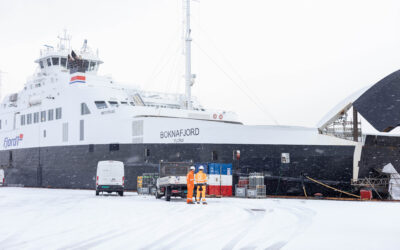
left=0, top=169, right=4, bottom=186
left=96, top=161, right=125, bottom=196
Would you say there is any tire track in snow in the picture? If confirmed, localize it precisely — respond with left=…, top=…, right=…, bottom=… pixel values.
left=58, top=199, right=202, bottom=249
left=220, top=202, right=315, bottom=250
left=141, top=206, right=220, bottom=249
left=58, top=211, right=163, bottom=250
left=221, top=208, right=268, bottom=250
left=253, top=205, right=315, bottom=250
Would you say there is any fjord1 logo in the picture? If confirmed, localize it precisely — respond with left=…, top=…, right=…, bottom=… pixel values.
left=3, top=134, right=23, bottom=148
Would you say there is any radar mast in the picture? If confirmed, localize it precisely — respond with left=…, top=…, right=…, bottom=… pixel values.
left=57, top=29, right=71, bottom=51
left=184, top=0, right=195, bottom=110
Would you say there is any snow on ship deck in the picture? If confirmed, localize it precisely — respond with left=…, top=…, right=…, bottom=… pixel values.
left=0, top=188, right=399, bottom=250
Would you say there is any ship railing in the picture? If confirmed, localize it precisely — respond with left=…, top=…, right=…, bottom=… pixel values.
left=351, top=178, right=391, bottom=187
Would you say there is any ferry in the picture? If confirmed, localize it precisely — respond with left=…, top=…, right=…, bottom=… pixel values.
left=0, top=1, right=364, bottom=195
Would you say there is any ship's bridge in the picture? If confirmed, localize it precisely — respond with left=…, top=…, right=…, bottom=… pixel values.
left=34, top=32, right=103, bottom=75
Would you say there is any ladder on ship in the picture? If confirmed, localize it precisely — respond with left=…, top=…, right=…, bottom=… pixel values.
left=133, top=93, right=145, bottom=106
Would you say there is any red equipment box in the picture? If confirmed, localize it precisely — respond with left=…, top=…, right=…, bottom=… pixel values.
left=360, top=189, right=372, bottom=200
left=207, top=185, right=232, bottom=196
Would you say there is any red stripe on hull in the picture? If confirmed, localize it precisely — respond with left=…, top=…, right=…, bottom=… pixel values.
left=70, top=75, right=86, bottom=81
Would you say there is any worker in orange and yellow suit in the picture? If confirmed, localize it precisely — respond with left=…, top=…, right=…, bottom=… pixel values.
left=186, top=166, right=195, bottom=204
left=195, top=165, right=208, bottom=204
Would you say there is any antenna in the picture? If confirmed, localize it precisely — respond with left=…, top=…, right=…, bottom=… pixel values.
left=81, top=39, right=88, bottom=53
left=184, top=0, right=195, bottom=110
left=57, top=29, right=71, bottom=51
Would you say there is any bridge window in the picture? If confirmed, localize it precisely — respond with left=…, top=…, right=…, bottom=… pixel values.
left=27, top=114, right=32, bottom=124
left=81, top=103, right=91, bottom=115
left=52, top=57, right=59, bottom=66
left=48, top=109, right=54, bottom=121
left=56, top=107, right=62, bottom=119
left=108, top=101, right=119, bottom=108
left=21, top=115, right=25, bottom=126
left=60, top=58, right=67, bottom=67
left=89, top=61, right=96, bottom=71
left=130, top=102, right=135, bottom=106
left=41, top=111, right=46, bottom=122
left=39, top=61, right=44, bottom=69
left=95, top=101, right=107, bottom=109
left=121, top=102, right=128, bottom=105
left=83, top=60, right=89, bottom=72
left=34, top=112, right=39, bottom=123
left=47, top=58, right=51, bottom=67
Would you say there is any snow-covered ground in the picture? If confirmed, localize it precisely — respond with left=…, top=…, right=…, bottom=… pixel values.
left=0, top=188, right=399, bottom=250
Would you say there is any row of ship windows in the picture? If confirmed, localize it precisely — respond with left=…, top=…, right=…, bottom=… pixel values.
left=19, top=103, right=92, bottom=127
left=21, top=103, right=92, bottom=126
left=39, top=57, right=98, bottom=72
left=1, top=101, right=120, bottom=129
left=94, top=101, right=135, bottom=109
left=39, top=58, right=67, bottom=69
left=20, top=108, right=62, bottom=126
left=93, top=101, right=174, bottom=109
left=18, top=103, right=92, bottom=127
left=0, top=99, right=164, bottom=129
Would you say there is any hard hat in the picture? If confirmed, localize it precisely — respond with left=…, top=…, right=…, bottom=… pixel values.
left=190, top=166, right=195, bottom=170
left=199, top=165, right=204, bottom=170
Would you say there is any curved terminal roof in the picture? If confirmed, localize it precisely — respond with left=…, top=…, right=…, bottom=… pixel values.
left=318, top=69, right=400, bottom=132
left=353, top=70, right=400, bottom=132
left=317, top=85, right=371, bottom=129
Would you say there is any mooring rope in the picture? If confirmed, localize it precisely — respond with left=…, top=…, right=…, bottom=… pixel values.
left=304, top=176, right=361, bottom=199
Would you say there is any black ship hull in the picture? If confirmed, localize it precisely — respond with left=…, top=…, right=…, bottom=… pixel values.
left=0, top=143, right=355, bottom=196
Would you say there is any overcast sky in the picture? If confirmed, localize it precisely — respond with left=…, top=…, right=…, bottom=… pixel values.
left=1, top=0, right=400, bottom=129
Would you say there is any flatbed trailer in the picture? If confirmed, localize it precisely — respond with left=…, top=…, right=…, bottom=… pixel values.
left=155, top=162, right=192, bottom=201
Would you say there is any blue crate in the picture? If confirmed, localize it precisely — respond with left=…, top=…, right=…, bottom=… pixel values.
left=206, top=163, right=233, bottom=175
left=221, top=163, right=232, bottom=175
left=208, top=163, right=220, bottom=174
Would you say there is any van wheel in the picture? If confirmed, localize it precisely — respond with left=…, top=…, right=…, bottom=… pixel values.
left=96, top=190, right=99, bottom=196
left=118, top=191, right=124, bottom=196
left=155, top=191, right=162, bottom=199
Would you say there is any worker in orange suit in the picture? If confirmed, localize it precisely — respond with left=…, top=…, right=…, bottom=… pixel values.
left=186, top=166, right=195, bottom=204
left=195, top=165, right=208, bottom=204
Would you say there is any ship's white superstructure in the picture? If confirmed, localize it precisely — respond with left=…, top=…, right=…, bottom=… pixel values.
left=0, top=30, right=244, bottom=150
